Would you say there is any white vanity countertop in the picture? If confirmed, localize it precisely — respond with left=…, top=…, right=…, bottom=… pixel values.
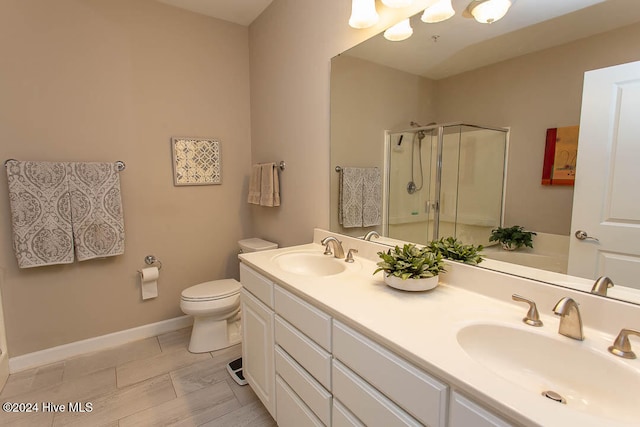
left=239, top=240, right=640, bottom=427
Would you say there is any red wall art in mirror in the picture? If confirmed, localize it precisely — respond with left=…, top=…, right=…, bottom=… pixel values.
left=541, top=125, right=579, bottom=186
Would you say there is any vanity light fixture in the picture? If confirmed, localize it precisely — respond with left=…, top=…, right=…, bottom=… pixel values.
left=349, top=0, right=379, bottom=29
left=381, top=0, right=414, bottom=8
left=384, top=18, right=414, bottom=41
left=464, top=0, right=513, bottom=24
left=421, top=0, right=455, bottom=23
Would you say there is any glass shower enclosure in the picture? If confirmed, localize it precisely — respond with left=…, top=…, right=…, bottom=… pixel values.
left=383, top=123, right=508, bottom=247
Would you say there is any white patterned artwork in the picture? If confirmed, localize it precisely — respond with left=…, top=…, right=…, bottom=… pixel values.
left=171, top=137, right=221, bottom=186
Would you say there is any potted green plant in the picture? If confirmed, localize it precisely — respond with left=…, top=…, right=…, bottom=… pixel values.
left=427, top=237, right=484, bottom=266
left=374, top=244, right=445, bottom=291
left=489, top=225, right=537, bottom=251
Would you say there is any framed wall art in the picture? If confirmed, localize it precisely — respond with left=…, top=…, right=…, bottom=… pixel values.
left=171, top=137, right=221, bottom=186
left=541, top=125, right=579, bottom=186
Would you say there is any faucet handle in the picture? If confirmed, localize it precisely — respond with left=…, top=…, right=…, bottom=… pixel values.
left=345, top=248, right=358, bottom=263
left=512, top=294, right=543, bottom=327
left=608, top=328, right=640, bottom=359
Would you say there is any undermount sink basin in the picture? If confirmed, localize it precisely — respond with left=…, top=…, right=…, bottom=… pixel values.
left=273, top=251, right=349, bottom=277
left=457, top=323, right=640, bottom=423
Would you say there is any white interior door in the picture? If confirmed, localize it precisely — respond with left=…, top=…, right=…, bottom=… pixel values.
left=568, top=60, right=640, bottom=289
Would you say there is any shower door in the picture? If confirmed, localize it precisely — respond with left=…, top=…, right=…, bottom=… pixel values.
left=439, top=125, right=507, bottom=246
left=385, top=124, right=507, bottom=247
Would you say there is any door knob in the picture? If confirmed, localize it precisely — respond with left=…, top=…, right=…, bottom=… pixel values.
left=575, top=230, right=599, bottom=242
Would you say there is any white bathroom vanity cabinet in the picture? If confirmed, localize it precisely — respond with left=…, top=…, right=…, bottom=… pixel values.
left=240, top=262, right=514, bottom=427
left=238, top=230, right=640, bottom=427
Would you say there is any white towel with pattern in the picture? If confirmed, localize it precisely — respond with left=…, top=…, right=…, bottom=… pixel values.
left=339, top=167, right=381, bottom=228
left=67, top=162, right=125, bottom=261
left=362, top=167, right=381, bottom=227
left=6, top=160, right=75, bottom=268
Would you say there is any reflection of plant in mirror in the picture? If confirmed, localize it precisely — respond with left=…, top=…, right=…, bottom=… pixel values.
left=427, top=237, right=484, bottom=266
left=374, top=244, right=445, bottom=280
left=489, top=226, right=537, bottom=250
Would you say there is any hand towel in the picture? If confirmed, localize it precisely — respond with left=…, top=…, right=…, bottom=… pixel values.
left=5, top=160, right=75, bottom=268
left=67, top=162, right=125, bottom=261
left=259, top=163, right=281, bottom=207
left=362, top=167, right=381, bottom=227
left=247, top=164, right=261, bottom=205
left=338, top=167, right=364, bottom=228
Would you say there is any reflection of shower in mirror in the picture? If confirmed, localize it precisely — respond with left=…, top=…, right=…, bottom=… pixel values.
left=384, top=122, right=508, bottom=247
left=406, top=128, right=426, bottom=195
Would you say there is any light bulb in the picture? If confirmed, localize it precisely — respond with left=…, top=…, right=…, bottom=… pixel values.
left=384, top=19, right=413, bottom=41
left=349, top=0, right=379, bottom=29
left=470, top=0, right=512, bottom=24
left=421, top=0, right=455, bottom=23
left=381, top=0, right=414, bottom=8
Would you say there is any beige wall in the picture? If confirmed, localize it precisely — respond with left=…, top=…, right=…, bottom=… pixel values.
left=330, top=55, right=436, bottom=236
left=0, top=0, right=252, bottom=356
left=436, top=23, right=640, bottom=235
left=248, top=0, right=434, bottom=247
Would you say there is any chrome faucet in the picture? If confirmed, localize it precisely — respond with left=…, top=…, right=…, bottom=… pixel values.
left=552, top=297, right=584, bottom=340
left=591, top=276, right=614, bottom=296
left=512, top=294, right=543, bottom=327
left=608, top=328, right=640, bottom=359
left=321, top=236, right=345, bottom=259
left=363, top=231, right=380, bottom=241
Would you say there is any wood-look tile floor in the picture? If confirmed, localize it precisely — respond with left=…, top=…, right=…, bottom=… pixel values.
left=0, top=328, right=277, bottom=427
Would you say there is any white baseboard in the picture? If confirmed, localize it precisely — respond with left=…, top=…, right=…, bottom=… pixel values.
left=9, top=315, right=193, bottom=373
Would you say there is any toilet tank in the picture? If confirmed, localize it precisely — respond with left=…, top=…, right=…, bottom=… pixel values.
left=238, top=238, right=278, bottom=253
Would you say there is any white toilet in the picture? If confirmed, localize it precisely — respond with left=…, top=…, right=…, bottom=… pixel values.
left=180, top=238, right=278, bottom=353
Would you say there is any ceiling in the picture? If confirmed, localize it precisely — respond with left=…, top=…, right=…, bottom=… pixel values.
left=155, top=0, right=273, bottom=26
left=344, top=0, right=640, bottom=79
left=155, top=1, right=640, bottom=80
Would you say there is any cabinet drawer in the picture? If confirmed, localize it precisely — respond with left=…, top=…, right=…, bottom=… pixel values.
left=274, top=285, right=332, bottom=351
left=275, top=316, right=331, bottom=389
left=276, top=375, right=324, bottom=427
left=333, top=360, right=421, bottom=427
left=240, top=263, right=274, bottom=308
left=333, top=321, right=447, bottom=427
left=275, top=346, right=331, bottom=425
left=333, top=399, right=365, bottom=427
left=449, top=391, right=514, bottom=427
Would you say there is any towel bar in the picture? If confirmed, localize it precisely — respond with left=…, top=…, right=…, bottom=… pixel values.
left=335, top=166, right=378, bottom=172
left=4, top=159, right=126, bottom=171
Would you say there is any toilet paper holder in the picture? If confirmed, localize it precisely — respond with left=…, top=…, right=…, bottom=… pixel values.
left=144, top=255, right=162, bottom=270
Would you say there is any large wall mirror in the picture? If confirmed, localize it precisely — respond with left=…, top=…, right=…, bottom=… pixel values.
left=330, top=0, right=640, bottom=304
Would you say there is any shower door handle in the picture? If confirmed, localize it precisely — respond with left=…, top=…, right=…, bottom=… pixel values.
left=425, top=200, right=439, bottom=212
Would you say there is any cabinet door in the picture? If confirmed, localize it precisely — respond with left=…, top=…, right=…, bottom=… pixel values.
left=241, top=289, right=276, bottom=418
left=449, top=391, right=514, bottom=427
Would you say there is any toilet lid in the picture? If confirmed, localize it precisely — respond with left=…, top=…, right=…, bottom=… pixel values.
left=181, top=279, right=241, bottom=301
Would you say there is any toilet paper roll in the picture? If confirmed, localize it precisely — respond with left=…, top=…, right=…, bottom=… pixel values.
left=140, top=267, right=159, bottom=300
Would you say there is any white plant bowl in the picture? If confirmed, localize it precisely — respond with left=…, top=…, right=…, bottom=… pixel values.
left=384, top=274, right=439, bottom=292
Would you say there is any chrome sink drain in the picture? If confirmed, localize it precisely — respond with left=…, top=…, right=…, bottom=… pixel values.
left=542, top=390, right=566, bottom=404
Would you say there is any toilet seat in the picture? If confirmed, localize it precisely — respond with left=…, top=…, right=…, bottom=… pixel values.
left=181, top=279, right=241, bottom=302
